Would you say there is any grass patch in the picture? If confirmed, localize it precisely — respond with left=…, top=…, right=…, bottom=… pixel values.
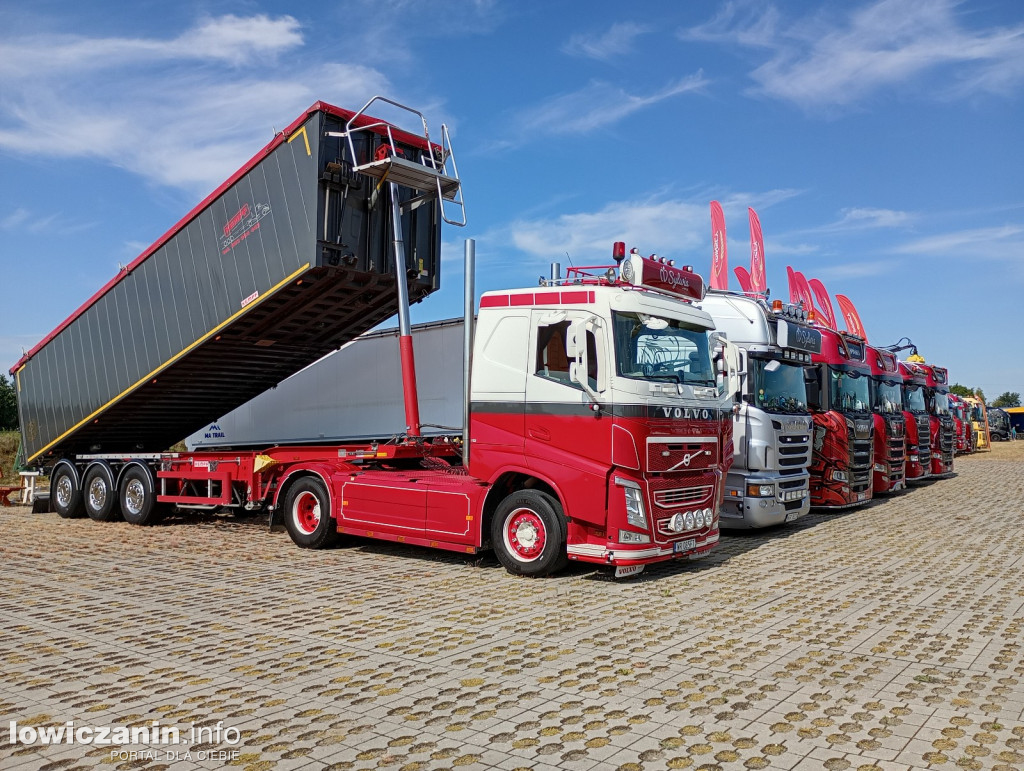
left=0, top=430, right=19, bottom=483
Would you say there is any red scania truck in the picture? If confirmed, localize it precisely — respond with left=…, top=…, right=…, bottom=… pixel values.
left=13, top=97, right=736, bottom=578
left=866, top=345, right=906, bottom=494
left=898, top=360, right=932, bottom=482
left=805, top=328, right=874, bottom=508
left=922, top=363, right=955, bottom=477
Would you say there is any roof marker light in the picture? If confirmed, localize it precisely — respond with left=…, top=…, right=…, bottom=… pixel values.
left=613, top=241, right=626, bottom=262
left=772, top=300, right=783, bottom=312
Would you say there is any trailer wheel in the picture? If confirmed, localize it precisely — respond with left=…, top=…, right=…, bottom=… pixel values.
left=83, top=464, right=119, bottom=522
left=491, top=490, right=568, bottom=577
left=119, top=466, right=162, bottom=526
left=283, top=477, right=338, bottom=549
left=52, top=463, right=85, bottom=519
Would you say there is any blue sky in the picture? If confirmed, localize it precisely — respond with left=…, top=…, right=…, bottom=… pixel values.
left=1, top=0, right=1022, bottom=400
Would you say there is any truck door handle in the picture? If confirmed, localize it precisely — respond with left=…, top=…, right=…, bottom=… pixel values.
left=529, top=427, right=551, bottom=441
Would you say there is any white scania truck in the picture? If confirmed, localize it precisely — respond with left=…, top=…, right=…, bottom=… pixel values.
left=697, top=292, right=818, bottom=528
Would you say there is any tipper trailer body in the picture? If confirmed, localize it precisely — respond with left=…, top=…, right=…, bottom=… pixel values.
left=12, top=100, right=448, bottom=465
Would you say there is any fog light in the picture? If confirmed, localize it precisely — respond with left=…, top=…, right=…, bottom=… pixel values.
left=668, top=513, right=685, bottom=532
left=618, top=529, right=651, bottom=544
left=684, top=511, right=695, bottom=529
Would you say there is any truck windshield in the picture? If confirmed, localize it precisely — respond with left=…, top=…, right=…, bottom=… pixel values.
left=611, top=311, right=713, bottom=386
left=873, top=378, right=903, bottom=414
left=929, top=391, right=950, bottom=416
left=830, top=369, right=870, bottom=412
left=904, top=384, right=926, bottom=411
left=753, top=359, right=807, bottom=413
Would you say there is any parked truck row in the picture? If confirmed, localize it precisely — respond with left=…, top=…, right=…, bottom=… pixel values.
left=11, top=97, right=972, bottom=578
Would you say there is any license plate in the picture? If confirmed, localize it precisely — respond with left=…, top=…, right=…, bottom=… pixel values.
left=673, top=538, right=697, bottom=554
left=856, top=491, right=868, bottom=501
left=785, top=511, right=799, bottom=523
left=614, top=564, right=645, bottom=578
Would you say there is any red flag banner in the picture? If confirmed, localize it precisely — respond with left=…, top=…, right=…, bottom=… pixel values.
left=748, top=208, right=766, bottom=294
left=793, top=270, right=816, bottom=314
left=709, top=201, right=728, bottom=290
left=786, top=266, right=800, bottom=305
left=809, top=278, right=838, bottom=331
left=835, top=295, right=867, bottom=340
left=734, top=266, right=754, bottom=295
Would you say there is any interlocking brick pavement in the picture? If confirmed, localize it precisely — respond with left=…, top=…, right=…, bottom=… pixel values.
left=1, top=442, right=1023, bottom=771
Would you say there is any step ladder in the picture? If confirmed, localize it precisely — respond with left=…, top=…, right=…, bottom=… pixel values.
left=326, top=96, right=466, bottom=226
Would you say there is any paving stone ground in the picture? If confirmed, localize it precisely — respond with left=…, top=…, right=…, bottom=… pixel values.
left=2, top=442, right=1024, bottom=771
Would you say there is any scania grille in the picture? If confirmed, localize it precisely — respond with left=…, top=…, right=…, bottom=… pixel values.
left=851, top=469, right=872, bottom=493
left=887, top=437, right=904, bottom=459
left=779, top=478, right=806, bottom=490
left=654, top=485, right=715, bottom=509
left=778, top=435, right=811, bottom=468
left=851, top=439, right=873, bottom=467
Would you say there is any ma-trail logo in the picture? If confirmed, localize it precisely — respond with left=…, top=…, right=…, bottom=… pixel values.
left=7, top=720, right=241, bottom=763
left=220, top=202, right=271, bottom=255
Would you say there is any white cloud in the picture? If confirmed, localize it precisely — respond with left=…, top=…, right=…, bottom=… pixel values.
left=681, top=0, right=1024, bottom=110
left=563, top=22, right=651, bottom=61
left=482, top=189, right=800, bottom=268
left=509, top=74, right=709, bottom=140
left=0, top=15, right=393, bottom=194
left=0, top=207, right=60, bottom=233
left=893, top=225, right=1024, bottom=258
left=812, top=260, right=895, bottom=280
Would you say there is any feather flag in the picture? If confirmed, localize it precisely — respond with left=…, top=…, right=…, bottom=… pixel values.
left=748, top=208, right=766, bottom=294
left=836, top=295, right=868, bottom=340
left=808, top=278, right=838, bottom=331
left=709, top=201, right=728, bottom=290
left=792, top=270, right=816, bottom=315
left=734, top=266, right=754, bottom=295
left=786, top=266, right=800, bottom=305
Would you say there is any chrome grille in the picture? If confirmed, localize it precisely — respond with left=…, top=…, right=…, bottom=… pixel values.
left=654, top=485, right=715, bottom=508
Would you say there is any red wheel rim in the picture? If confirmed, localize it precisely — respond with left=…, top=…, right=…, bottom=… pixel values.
left=293, top=491, right=321, bottom=535
left=504, top=508, right=546, bottom=562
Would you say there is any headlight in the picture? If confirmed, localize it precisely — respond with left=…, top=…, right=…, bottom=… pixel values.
left=684, top=511, right=695, bottom=530
left=704, top=508, right=714, bottom=527
left=746, top=483, right=775, bottom=497
left=873, top=463, right=885, bottom=473
left=617, top=479, right=647, bottom=530
left=831, top=470, right=848, bottom=482
left=618, top=529, right=651, bottom=544
left=669, top=513, right=685, bottom=532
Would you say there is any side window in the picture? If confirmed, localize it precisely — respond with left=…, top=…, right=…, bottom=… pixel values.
left=536, top=321, right=571, bottom=383
left=535, top=321, right=598, bottom=389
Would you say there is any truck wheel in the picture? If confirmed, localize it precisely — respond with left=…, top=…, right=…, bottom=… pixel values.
left=83, top=464, right=119, bottom=522
left=283, top=477, right=338, bottom=549
left=52, top=463, right=85, bottom=519
left=119, top=466, right=162, bottom=526
left=491, top=490, right=568, bottom=577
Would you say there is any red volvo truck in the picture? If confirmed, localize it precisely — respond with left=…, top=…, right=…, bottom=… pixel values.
left=804, top=328, right=874, bottom=508
left=866, top=345, right=906, bottom=494
left=898, top=361, right=932, bottom=482
left=922, top=364, right=955, bottom=477
left=13, top=97, right=736, bottom=578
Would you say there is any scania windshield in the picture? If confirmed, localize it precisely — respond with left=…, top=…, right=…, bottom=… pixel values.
left=904, top=384, right=926, bottom=412
left=830, top=368, right=870, bottom=413
left=929, top=391, right=950, bottom=416
left=873, top=379, right=903, bottom=414
left=753, top=359, right=807, bottom=413
left=612, top=311, right=714, bottom=386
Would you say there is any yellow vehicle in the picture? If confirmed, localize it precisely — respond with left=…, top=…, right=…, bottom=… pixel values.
left=963, top=396, right=991, bottom=451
